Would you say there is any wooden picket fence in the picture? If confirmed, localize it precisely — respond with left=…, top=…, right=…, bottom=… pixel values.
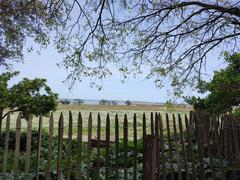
left=0, top=111, right=240, bottom=179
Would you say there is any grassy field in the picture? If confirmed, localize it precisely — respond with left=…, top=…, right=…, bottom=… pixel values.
left=1, top=104, right=191, bottom=140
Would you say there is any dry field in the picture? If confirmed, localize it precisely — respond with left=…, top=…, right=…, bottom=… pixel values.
left=1, top=104, right=192, bottom=140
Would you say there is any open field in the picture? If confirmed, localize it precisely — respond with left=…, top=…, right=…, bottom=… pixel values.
left=1, top=104, right=191, bottom=140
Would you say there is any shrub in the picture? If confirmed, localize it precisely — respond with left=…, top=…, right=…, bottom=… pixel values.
left=125, top=100, right=131, bottom=106
left=99, top=99, right=110, bottom=105
left=111, top=100, right=118, bottom=105
left=60, top=99, right=71, bottom=105
left=74, top=99, right=84, bottom=105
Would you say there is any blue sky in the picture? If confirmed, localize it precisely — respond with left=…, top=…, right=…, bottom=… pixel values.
left=8, top=42, right=226, bottom=103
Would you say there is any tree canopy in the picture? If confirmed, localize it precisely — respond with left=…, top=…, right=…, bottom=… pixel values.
left=0, top=0, right=67, bottom=68
left=0, top=71, right=58, bottom=120
left=1, top=1, right=240, bottom=92
left=184, top=52, right=240, bottom=115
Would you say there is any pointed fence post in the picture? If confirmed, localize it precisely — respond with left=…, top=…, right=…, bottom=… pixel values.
left=143, top=135, right=156, bottom=180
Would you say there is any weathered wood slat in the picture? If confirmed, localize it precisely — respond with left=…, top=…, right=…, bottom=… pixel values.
left=166, top=113, right=174, bottom=180
left=76, top=112, right=83, bottom=180
left=0, top=110, right=2, bottom=132
left=24, top=115, right=33, bottom=180
left=133, top=113, right=137, bottom=180
left=221, top=117, right=226, bottom=169
left=46, top=113, right=54, bottom=180
left=184, top=114, right=196, bottom=180
left=13, top=113, right=22, bottom=180
left=155, top=113, right=160, bottom=179
left=226, top=116, right=236, bottom=180
left=204, top=114, right=215, bottom=180
left=66, top=111, right=73, bottom=180
left=151, top=112, right=154, bottom=135
left=87, top=113, right=92, bottom=180
left=35, top=115, right=43, bottom=180
left=143, top=135, right=156, bottom=180
left=123, top=114, right=128, bottom=180
left=115, top=114, right=119, bottom=180
left=159, top=113, right=167, bottom=180
left=105, top=113, right=110, bottom=180
left=96, top=113, right=101, bottom=180
left=232, top=116, right=240, bottom=168
left=142, top=113, right=146, bottom=180
left=57, top=113, right=64, bottom=180
left=173, top=114, right=182, bottom=180
left=213, top=116, right=225, bottom=180
left=2, top=114, right=10, bottom=180
left=195, top=113, right=206, bottom=180
left=178, top=114, right=190, bottom=180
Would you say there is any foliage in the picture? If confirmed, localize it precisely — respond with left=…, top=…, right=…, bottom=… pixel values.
left=233, top=107, right=240, bottom=118
left=55, top=1, right=240, bottom=92
left=184, top=52, right=240, bottom=115
left=111, top=100, right=118, bottom=106
left=0, top=0, right=67, bottom=68
left=0, top=128, right=230, bottom=179
left=74, top=99, right=84, bottom=105
left=164, top=100, right=174, bottom=108
left=59, top=99, right=71, bottom=105
left=125, top=100, right=131, bottom=106
left=0, top=71, right=58, bottom=119
left=184, top=96, right=208, bottom=111
left=2, top=1, right=240, bottom=93
left=99, top=99, right=110, bottom=105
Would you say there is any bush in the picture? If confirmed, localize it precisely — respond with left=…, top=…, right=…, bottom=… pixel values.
left=99, top=99, right=110, bottom=105
left=60, top=99, right=71, bottom=105
left=125, top=100, right=131, bottom=106
left=233, top=107, right=240, bottom=117
left=111, top=100, right=118, bottom=105
left=74, top=99, right=84, bottom=105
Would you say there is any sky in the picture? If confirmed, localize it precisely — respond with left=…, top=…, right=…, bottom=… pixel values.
left=5, top=2, right=228, bottom=103
left=9, top=44, right=170, bottom=102
left=6, top=41, right=226, bottom=103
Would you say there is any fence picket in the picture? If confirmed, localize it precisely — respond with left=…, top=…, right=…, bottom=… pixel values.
left=159, top=113, right=167, bottom=180
left=151, top=112, right=154, bottom=135
left=76, top=112, right=83, bottom=180
left=133, top=113, right=137, bottom=180
left=166, top=113, right=174, bottom=180
left=195, top=112, right=206, bottom=180
left=105, top=113, right=110, bottom=180
left=66, top=111, right=73, bottom=180
left=2, top=114, right=10, bottom=180
left=35, top=115, right=43, bottom=180
left=143, top=135, right=157, bottom=180
left=24, top=115, right=33, bottom=180
left=115, top=114, right=119, bottom=180
left=173, top=114, right=182, bottom=180
left=142, top=113, right=146, bottom=180
left=178, top=114, right=190, bottom=180
left=232, top=116, right=240, bottom=167
left=123, top=114, right=128, bottom=180
left=184, top=115, right=196, bottom=180
left=13, top=113, right=22, bottom=180
left=155, top=113, right=160, bottom=179
left=226, top=116, right=236, bottom=180
left=57, top=113, right=64, bottom=180
left=0, top=110, right=2, bottom=132
left=96, top=113, right=101, bottom=180
left=87, top=113, right=92, bottom=180
left=46, top=113, right=54, bottom=180
left=205, top=114, right=215, bottom=180
left=213, top=116, right=225, bottom=180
